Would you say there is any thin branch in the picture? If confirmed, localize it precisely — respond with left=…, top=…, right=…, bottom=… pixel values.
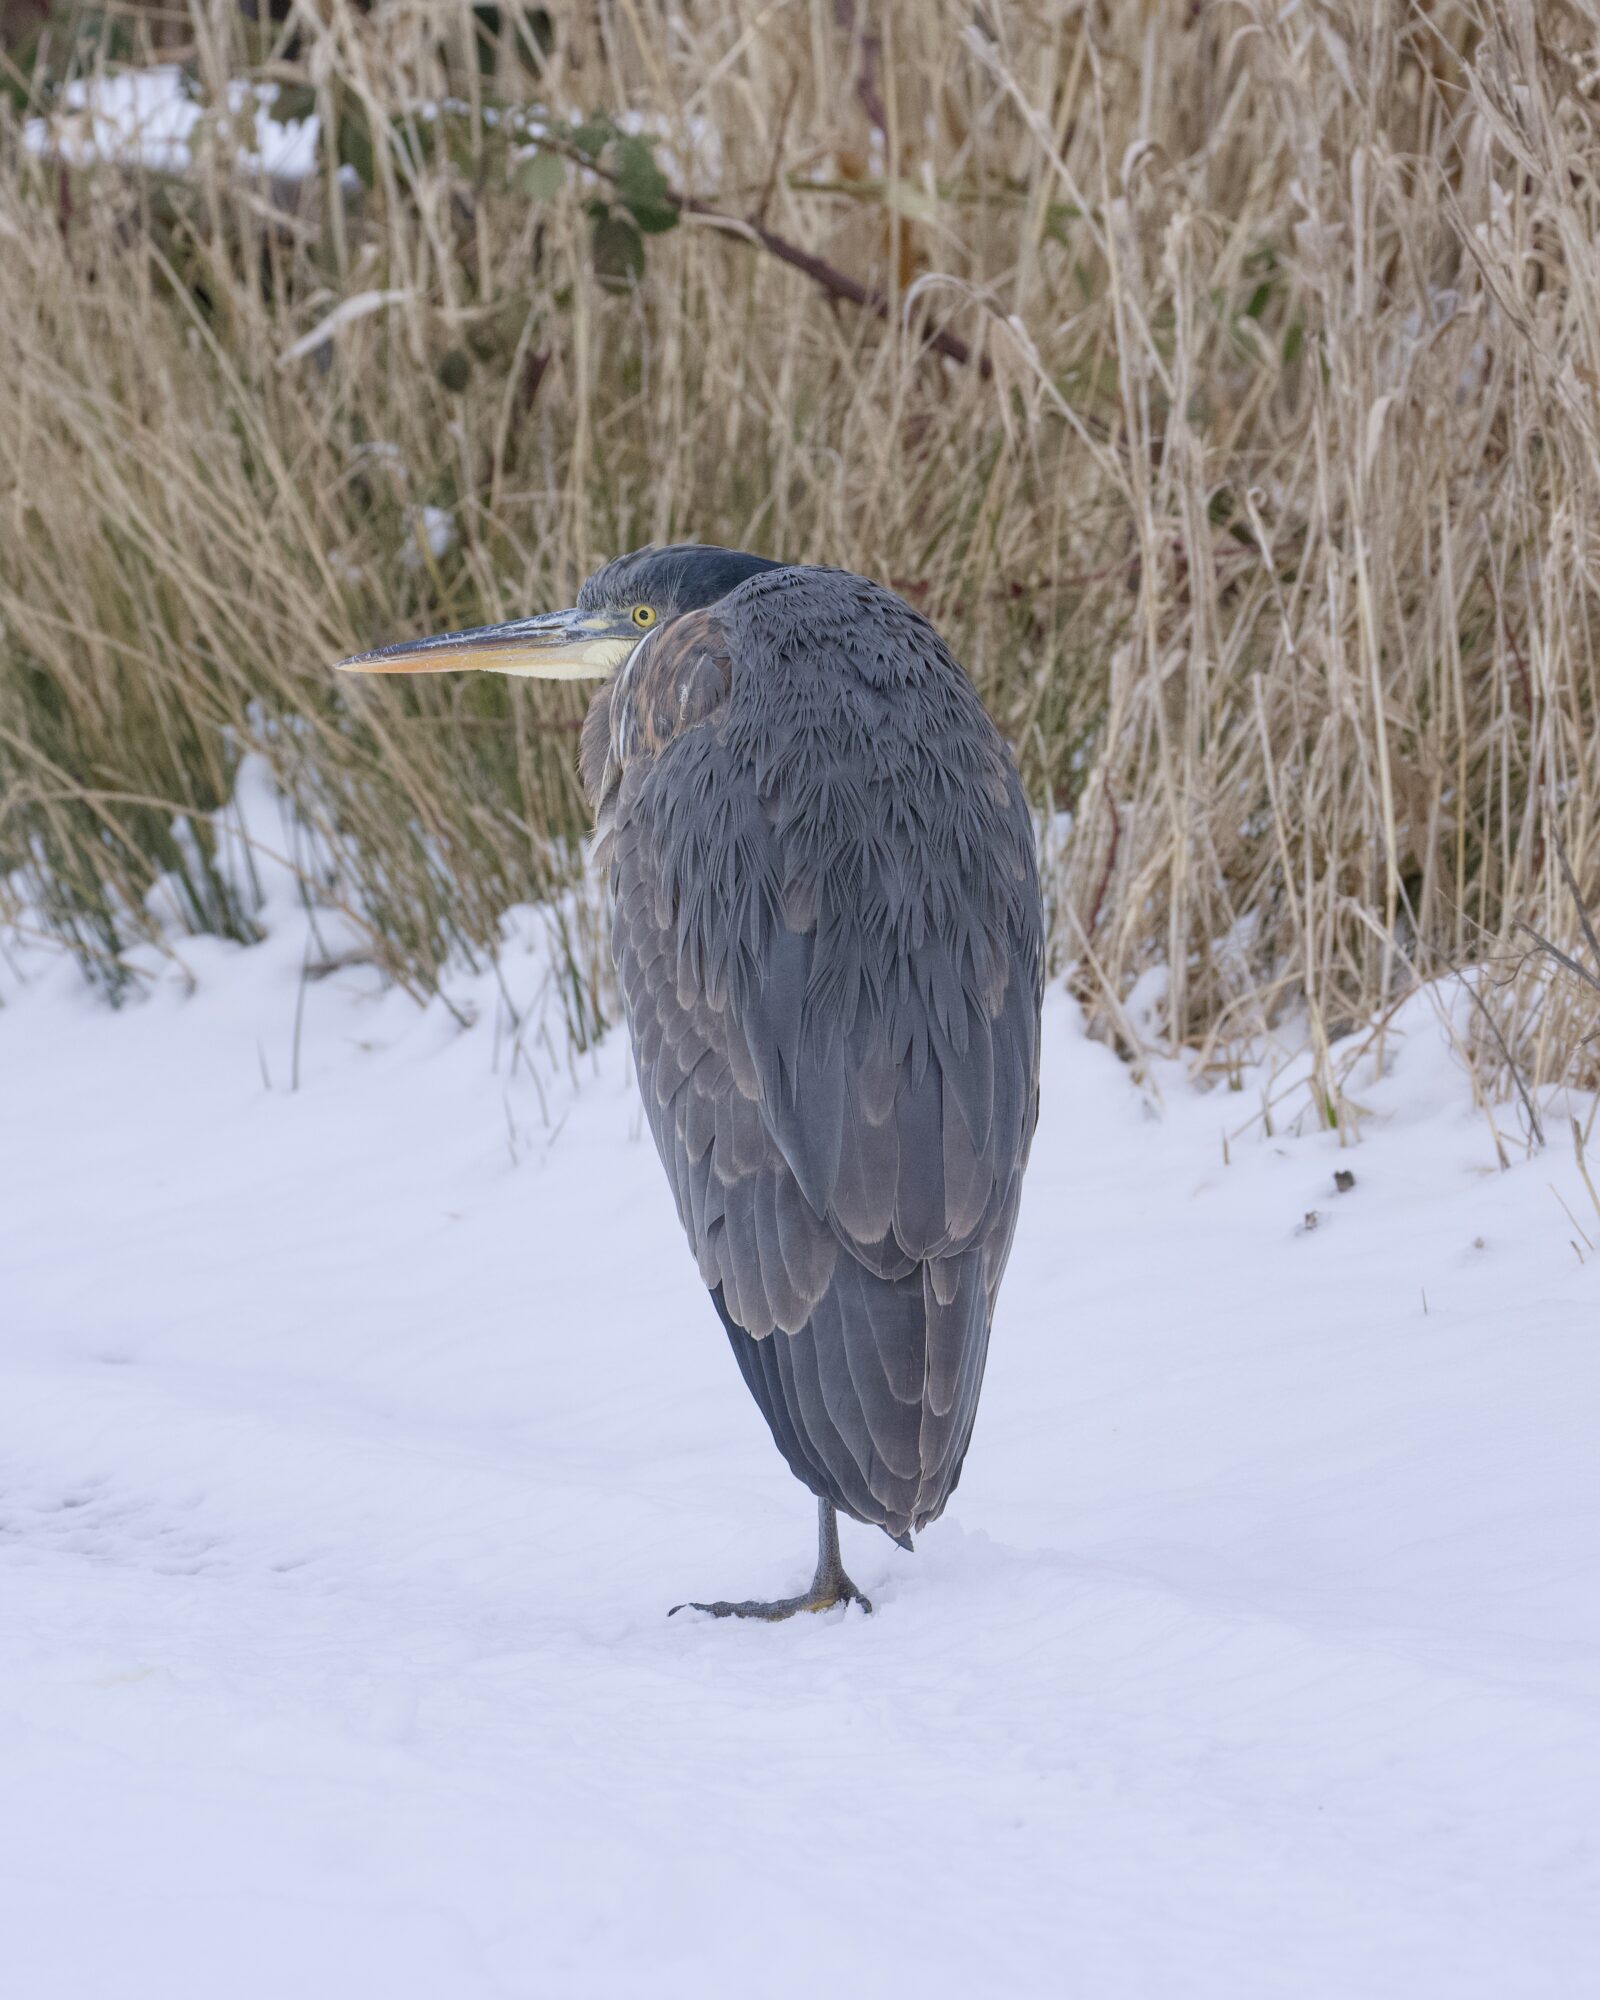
left=1368, top=886, right=1545, bottom=1153
left=553, top=140, right=991, bottom=377
left=1085, top=779, right=1121, bottom=941
left=1550, top=822, right=1600, bottom=978
left=681, top=198, right=988, bottom=372
left=1451, top=949, right=1546, bottom=1148
left=835, top=0, right=889, bottom=135
left=1512, top=921, right=1600, bottom=996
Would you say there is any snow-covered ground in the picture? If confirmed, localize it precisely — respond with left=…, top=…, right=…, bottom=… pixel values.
left=3, top=771, right=1597, bottom=1998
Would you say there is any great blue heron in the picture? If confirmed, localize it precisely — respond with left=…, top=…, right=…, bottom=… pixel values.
left=339, top=547, right=1042, bottom=1619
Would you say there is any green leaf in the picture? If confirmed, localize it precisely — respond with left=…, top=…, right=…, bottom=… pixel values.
left=337, top=111, right=375, bottom=190
left=589, top=212, right=646, bottom=287
left=612, top=134, right=677, bottom=234
left=514, top=151, right=566, bottom=203
left=265, top=84, right=317, bottom=129
left=570, top=117, right=616, bottom=163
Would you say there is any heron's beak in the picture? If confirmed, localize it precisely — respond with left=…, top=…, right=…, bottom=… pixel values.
left=336, top=608, right=639, bottom=681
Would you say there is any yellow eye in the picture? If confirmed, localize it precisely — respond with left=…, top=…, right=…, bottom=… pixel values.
left=632, top=604, right=657, bottom=629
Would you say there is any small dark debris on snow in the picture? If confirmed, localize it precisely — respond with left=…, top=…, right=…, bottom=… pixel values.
left=1300, top=1210, right=1320, bottom=1233
left=1334, top=1169, right=1356, bottom=1193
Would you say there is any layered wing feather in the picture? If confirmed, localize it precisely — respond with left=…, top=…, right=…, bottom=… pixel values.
left=600, top=567, right=1042, bottom=1537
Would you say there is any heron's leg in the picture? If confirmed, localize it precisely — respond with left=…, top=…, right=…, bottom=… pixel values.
left=670, top=1499, right=873, bottom=1621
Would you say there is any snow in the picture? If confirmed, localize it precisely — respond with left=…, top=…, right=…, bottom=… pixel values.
left=403, top=504, right=459, bottom=569
left=24, top=65, right=318, bottom=180
left=20, top=66, right=713, bottom=197
left=3, top=763, right=1597, bottom=1997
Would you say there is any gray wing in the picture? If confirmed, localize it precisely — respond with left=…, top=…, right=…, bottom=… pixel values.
left=608, top=567, right=1042, bottom=1536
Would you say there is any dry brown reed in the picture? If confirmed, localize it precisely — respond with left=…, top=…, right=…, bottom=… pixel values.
left=3, top=0, right=1600, bottom=1115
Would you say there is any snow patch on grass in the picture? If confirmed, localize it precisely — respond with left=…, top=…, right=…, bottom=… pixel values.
left=25, top=65, right=319, bottom=179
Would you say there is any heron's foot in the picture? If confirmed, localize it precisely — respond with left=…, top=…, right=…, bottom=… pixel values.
left=669, top=1501, right=872, bottom=1621
left=670, top=1573, right=872, bottom=1621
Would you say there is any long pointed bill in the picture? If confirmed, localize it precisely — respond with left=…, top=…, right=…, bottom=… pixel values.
left=336, top=609, right=639, bottom=681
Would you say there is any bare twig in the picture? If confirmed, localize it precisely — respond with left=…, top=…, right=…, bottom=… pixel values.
left=1512, top=922, right=1600, bottom=996
left=1513, top=824, right=1600, bottom=1002
left=682, top=196, right=989, bottom=372
left=835, top=0, right=888, bottom=134
left=1550, top=824, right=1600, bottom=978
left=1084, top=779, right=1121, bottom=941
left=1452, top=954, right=1546, bottom=1149
left=552, top=138, right=991, bottom=376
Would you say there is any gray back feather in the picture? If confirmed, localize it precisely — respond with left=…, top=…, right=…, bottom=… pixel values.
left=598, top=564, right=1042, bottom=1536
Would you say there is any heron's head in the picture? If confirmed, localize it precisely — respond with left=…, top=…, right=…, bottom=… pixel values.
left=335, top=544, right=783, bottom=683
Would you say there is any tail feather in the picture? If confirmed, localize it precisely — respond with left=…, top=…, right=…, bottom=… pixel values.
left=712, top=1239, right=990, bottom=1540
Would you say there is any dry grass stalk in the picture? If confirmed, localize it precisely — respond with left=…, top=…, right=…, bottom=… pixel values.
left=0, top=0, right=1598, bottom=1110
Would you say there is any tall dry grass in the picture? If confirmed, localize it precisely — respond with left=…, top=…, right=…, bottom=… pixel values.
left=3, top=0, right=1600, bottom=1117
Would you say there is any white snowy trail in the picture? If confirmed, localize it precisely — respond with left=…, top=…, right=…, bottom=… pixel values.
left=3, top=791, right=1596, bottom=1997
